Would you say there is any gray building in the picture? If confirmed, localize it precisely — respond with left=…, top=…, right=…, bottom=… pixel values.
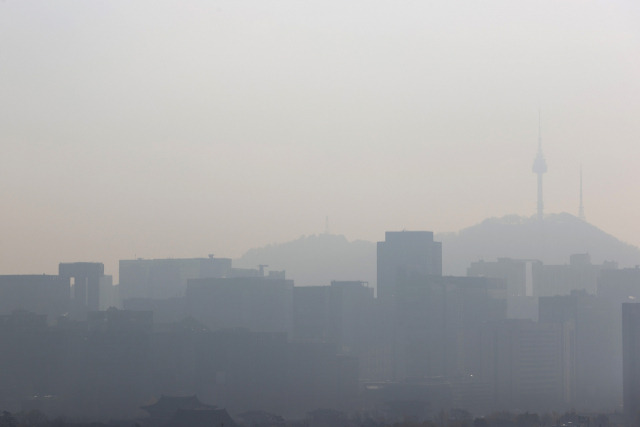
left=119, top=256, right=232, bottom=300
left=468, top=257, right=542, bottom=320
left=377, top=231, right=442, bottom=300
left=0, top=275, right=70, bottom=321
left=539, top=291, right=618, bottom=411
left=392, top=274, right=506, bottom=381
left=596, top=267, right=640, bottom=409
left=467, top=257, right=541, bottom=298
left=623, top=303, right=640, bottom=422
left=293, top=280, right=374, bottom=348
left=59, top=262, right=108, bottom=317
left=481, top=319, right=573, bottom=413
left=186, top=275, right=294, bottom=337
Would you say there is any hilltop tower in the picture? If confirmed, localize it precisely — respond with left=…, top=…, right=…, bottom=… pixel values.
left=532, top=113, right=547, bottom=221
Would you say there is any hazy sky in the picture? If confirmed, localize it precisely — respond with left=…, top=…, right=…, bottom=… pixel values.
left=1, top=1, right=639, bottom=279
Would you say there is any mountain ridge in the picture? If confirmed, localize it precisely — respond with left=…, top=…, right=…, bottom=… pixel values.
left=235, top=213, right=640, bottom=288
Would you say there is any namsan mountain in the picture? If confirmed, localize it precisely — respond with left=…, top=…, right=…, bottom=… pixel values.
left=439, top=213, right=640, bottom=276
left=235, top=213, right=640, bottom=289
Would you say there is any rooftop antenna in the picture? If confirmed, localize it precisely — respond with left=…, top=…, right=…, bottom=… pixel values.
left=579, top=164, right=585, bottom=220
left=532, top=110, right=547, bottom=221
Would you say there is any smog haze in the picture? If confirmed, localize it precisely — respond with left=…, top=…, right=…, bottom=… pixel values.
left=1, top=1, right=639, bottom=276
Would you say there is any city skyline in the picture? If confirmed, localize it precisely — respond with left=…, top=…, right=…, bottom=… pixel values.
left=3, top=2, right=640, bottom=424
left=0, top=228, right=635, bottom=420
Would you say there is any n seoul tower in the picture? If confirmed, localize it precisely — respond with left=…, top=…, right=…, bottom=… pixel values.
left=532, top=113, right=547, bottom=221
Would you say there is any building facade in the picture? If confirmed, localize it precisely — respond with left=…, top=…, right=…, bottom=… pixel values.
left=377, top=231, right=442, bottom=300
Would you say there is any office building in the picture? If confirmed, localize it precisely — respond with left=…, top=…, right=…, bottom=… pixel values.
left=59, top=262, right=108, bottom=316
left=539, top=291, right=618, bottom=410
left=119, top=256, right=232, bottom=300
left=377, top=231, right=442, bottom=300
left=623, top=303, right=640, bottom=421
left=0, top=275, right=70, bottom=321
left=393, top=274, right=506, bottom=381
left=186, top=275, right=294, bottom=337
left=481, top=319, right=573, bottom=413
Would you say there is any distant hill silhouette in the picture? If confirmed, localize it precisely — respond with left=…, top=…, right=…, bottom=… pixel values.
left=438, top=213, right=640, bottom=275
left=235, top=213, right=640, bottom=289
left=235, top=234, right=376, bottom=287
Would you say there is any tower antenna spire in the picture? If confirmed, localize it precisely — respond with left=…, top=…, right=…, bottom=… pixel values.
left=579, top=164, right=585, bottom=220
left=532, top=110, right=547, bottom=221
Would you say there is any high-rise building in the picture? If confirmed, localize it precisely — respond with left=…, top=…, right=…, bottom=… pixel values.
left=539, top=291, right=618, bottom=411
left=119, top=256, right=232, bottom=300
left=393, top=274, right=506, bottom=381
left=376, top=231, right=442, bottom=299
left=293, top=280, right=374, bottom=348
left=481, top=319, right=573, bottom=413
left=186, top=275, right=294, bottom=337
left=623, top=303, right=640, bottom=421
left=0, top=275, right=70, bottom=321
left=468, top=257, right=541, bottom=320
left=537, top=253, right=613, bottom=297
left=468, top=257, right=541, bottom=298
left=59, top=262, right=108, bottom=316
